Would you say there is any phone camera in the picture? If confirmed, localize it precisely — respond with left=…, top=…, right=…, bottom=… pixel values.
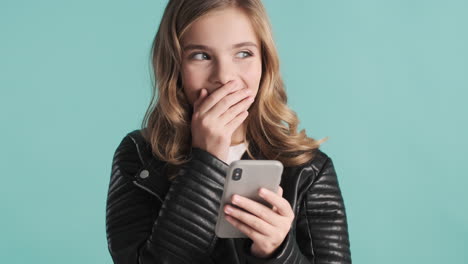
left=232, top=168, right=242, bottom=181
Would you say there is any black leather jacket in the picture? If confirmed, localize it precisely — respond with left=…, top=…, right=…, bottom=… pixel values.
left=106, top=129, right=352, bottom=263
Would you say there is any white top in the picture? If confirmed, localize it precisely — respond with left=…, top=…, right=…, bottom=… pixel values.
left=226, top=142, right=248, bottom=165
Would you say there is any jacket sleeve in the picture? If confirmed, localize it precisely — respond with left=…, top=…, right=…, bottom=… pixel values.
left=241, top=156, right=352, bottom=264
left=106, top=133, right=229, bottom=264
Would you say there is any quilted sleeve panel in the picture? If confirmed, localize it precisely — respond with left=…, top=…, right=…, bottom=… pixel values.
left=106, top=132, right=229, bottom=264
left=139, top=147, right=229, bottom=263
left=106, top=133, right=168, bottom=264
left=303, top=156, right=352, bottom=263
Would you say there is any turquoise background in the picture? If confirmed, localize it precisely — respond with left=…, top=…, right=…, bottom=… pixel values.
left=1, top=0, right=467, bottom=263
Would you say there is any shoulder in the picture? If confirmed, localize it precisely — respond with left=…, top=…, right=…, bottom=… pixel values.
left=294, top=148, right=334, bottom=185
left=111, top=130, right=143, bottom=175
left=112, top=129, right=162, bottom=177
left=304, top=149, right=331, bottom=175
left=308, top=148, right=332, bottom=175
left=113, top=129, right=146, bottom=161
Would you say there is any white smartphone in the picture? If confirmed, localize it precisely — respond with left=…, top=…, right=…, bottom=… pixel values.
left=215, top=160, right=284, bottom=238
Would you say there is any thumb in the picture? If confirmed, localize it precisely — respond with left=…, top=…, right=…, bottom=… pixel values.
left=272, top=186, right=283, bottom=213
left=277, top=186, right=283, bottom=197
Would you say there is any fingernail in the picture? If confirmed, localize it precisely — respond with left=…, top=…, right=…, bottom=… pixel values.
left=232, top=195, right=239, bottom=204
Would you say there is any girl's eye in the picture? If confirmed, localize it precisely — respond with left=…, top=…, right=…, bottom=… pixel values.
left=189, top=51, right=252, bottom=60
left=191, top=52, right=210, bottom=60
left=236, top=51, right=253, bottom=58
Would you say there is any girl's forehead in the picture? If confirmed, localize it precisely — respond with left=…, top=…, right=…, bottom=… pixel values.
left=181, top=7, right=259, bottom=47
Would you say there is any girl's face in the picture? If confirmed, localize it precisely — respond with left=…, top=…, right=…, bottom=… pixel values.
left=180, top=7, right=262, bottom=107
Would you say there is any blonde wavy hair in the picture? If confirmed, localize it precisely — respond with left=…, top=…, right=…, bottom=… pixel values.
left=141, top=0, right=328, bottom=180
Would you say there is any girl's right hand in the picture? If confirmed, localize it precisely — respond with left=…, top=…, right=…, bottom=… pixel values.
left=191, top=80, right=255, bottom=163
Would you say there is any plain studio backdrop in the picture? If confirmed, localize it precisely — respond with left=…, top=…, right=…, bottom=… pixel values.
left=1, top=0, right=467, bottom=263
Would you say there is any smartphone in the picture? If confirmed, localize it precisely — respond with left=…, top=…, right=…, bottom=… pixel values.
left=215, top=160, right=284, bottom=238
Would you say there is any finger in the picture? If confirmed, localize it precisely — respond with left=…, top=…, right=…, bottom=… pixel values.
left=258, top=188, right=293, bottom=218
left=277, top=186, right=283, bottom=197
left=230, top=194, right=281, bottom=226
left=272, top=187, right=282, bottom=212
left=207, top=87, right=252, bottom=119
left=198, top=80, right=243, bottom=115
left=224, top=204, right=275, bottom=236
left=193, top=89, right=207, bottom=110
left=219, top=95, right=254, bottom=125
left=272, top=206, right=278, bottom=212
left=225, top=110, right=249, bottom=133
left=225, top=214, right=265, bottom=242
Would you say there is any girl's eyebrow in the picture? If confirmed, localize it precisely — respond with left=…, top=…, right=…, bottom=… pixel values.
left=183, top=41, right=258, bottom=51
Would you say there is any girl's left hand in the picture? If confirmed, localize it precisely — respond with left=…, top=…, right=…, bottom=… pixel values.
left=223, top=186, right=295, bottom=258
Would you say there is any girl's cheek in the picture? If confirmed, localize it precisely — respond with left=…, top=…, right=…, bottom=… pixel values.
left=240, top=62, right=262, bottom=87
left=181, top=68, right=203, bottom=101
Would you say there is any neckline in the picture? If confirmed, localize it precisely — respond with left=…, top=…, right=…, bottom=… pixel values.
left=230, top=141, right=247, bottom=148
